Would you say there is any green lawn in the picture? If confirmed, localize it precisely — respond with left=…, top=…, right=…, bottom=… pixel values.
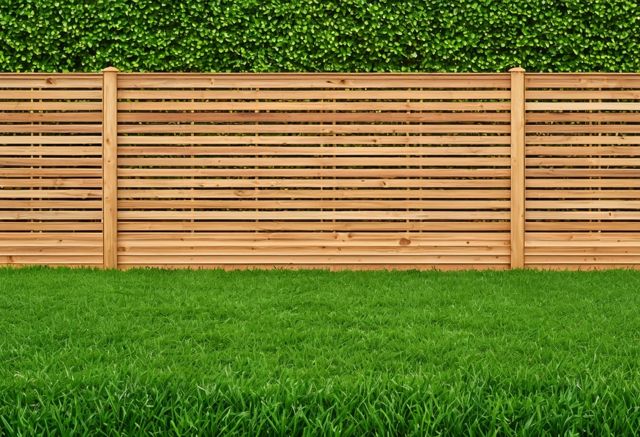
left=1, top=267, right=640, bottom=435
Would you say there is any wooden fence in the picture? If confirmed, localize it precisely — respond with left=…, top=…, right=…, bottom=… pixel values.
left=1, top=69, right=639, bottom=270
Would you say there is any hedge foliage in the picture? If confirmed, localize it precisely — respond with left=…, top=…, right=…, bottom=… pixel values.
left=1, top=0, right=639, bottom=72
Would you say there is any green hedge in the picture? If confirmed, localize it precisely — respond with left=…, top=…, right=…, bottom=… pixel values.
left=1, top=0, right=638, bottom=72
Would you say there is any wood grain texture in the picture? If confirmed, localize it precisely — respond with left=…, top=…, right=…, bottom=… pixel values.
left=0, top=72, right=103, bottom=266
left=4, top=71, right=640, bottom=270
left=524, top=73, right=640, bottom=268
left=510, top=68, right=526, bottom=268
left=112, top=73, right=511, bottom=268
left=102, top=68, right=119, bottom=269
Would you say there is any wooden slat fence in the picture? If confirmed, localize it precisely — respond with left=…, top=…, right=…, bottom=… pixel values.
left=0, top=74, right=104, bottom=267
left=1, top=69, right=639, bottom=270
left=526, top=74, right=640, bottom=268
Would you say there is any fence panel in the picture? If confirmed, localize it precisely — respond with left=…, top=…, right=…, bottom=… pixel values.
left=0, top=74, right=103, bottom=266
left=525, top=74, right=640, bottom=268
left=5, top=71, right=640, bottom=270
left=116, top=73, right=511, bottom=269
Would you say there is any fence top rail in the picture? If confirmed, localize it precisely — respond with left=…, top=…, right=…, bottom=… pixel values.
left=2, top=71, right=640, bottom=76
left=0, top=73, right=101, bottom=78
left=0, top=72, right=508, bottom=77
left=526, top=74, right=640, bottom=88
left=114, top=74, right=512, bottom=89
left=117, top=72, right=509, bottom=78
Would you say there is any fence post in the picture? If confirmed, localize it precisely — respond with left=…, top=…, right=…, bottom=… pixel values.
left=102, top=67, right=119, bottom=269
left=509, top=67, right=526, bottom=269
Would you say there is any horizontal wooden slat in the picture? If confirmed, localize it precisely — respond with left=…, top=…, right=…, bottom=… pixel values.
left=0, top=178, right=102, bottom=188
left=117, top=73, right=510, bottom=89
left=119, top=232, right=509, bottom=242
left=0, top=223, right=101, bottom=231
left=0, top=233, right=102, bottom=244
left=527, top=157, right=640, bottom=166
left=527, top=90, right=640, bottom=99
left=117, top=146, right=511, bottom=156
left=0, top=146, right=102, bottom=156
left=527, top=146, right=640, bottom=156
left=526, top=74, right=640, bottom=88
left=1, top=200, right=102, bottom=208
left=527, top=112, right=640, bottom=122
left=119, top=89, right=510, bottom=100
left=117, top=112, right=510, bottom=123
left=117, top=178, right=510, bottom=189
left=119, top=101, right=509, bottom=111
left=0, top=256, right=102, bottom=265
left=0, top=74, right=101, bottom=88
left=1, top=168, right=102, bottom=176
left=526, top=125, right=640, bottom=134
left=118, top=189, right=509, bottom=199
left=526, top=232, right=640, bottom=242
left=118, top=210, right=509, bottom=220
left=120, top=247, right=508, bottom=255
left=528, top=200, right=640, bottom=209
left=0, top=210, right=101, bottom=219
left=116, top=255, right=508, bottom=265
left=526, top=169, right=640, bottom=177
left=527, top=190, right=640, bottom=199
left=119, top=263, right=510, bottom=270
left=526, top=179, right=640, bottom=188
left=118, top=168, right=510, bottom=177
left=117, top=199, right=509, bottom=209
left=118, top=157, right=509, bottom=167
left=0, top=189, right=101, bottom=198
left=528, top=243, right=640, bottom=250
left=0, top=125, right=102, bottom=134
left=0, top=247, right=102, bottom=255
left=526, top=135, right=640, bottom=145
left=526, top=256, right=640, bottom=264
left=117, top=135, right=511, bottom=146
left=0, top=112, right=102, bottom=122
left=118, top=124, right=511, bottom=135
left=527, top=102, right=640, bottom=111
left=1, top=157, right=102, bottom=166
left=0, top=90, right=102, bottom=99
left=527, top=211, right=640, bottom=220
left=0, top=102, right=102, bottom=110
left=526, top=222, right=640, bottom=231
left=0, top=136, right=102, bottom=144
left=117, top=221, right=510, bottom=232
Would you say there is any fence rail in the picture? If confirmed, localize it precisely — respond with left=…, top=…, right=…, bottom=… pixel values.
left=1, top=69, right=640, bottom=270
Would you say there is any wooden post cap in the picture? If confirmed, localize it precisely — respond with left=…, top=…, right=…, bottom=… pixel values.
left=509, top=67, right=525, bottom=72
left=102, top=67, right=119, bottom=73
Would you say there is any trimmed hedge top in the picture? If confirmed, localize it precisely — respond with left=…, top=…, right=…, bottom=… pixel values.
left=1, top=0, right=639, bottom=72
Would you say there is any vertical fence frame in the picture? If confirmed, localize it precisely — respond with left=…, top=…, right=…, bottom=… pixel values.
left=509, top=68, right=526, bottom=269
left=102, top=67, right=119, bottom=269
